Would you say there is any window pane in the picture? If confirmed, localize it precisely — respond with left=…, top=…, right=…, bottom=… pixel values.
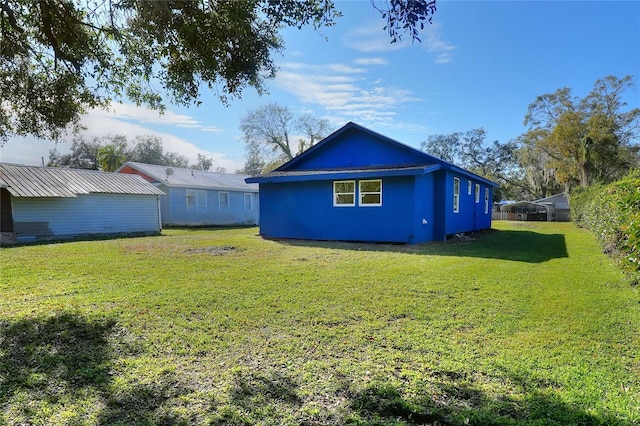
left=453, top=177, right=460, bottom=213
left=197, top=191, right=207, bottom=211
left=335, top=182, right=354, bottom=193
left=220, top=192, right=229, bottom=209
left=359, top=180, right=382, bottom=206
left=334, top=181, right=355, bottom=206
left=186, top=195, right=195, bottom=210
left=361, top=194, right=381, bottom=204
left=336, top=194, right=354, bottom=204
left=360, top=180, right=381, bottom=192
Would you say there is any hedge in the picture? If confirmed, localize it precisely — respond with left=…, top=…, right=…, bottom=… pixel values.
left=570, top=170, right=640, bottom=284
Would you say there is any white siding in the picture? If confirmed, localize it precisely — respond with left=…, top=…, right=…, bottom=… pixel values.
left=12, top=193, right=160, bottom=239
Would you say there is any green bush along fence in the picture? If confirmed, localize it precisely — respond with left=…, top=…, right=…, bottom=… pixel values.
left=571, top=170, right=640, bottom=283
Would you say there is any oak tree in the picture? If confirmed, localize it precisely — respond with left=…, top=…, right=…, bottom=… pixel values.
left=522, top=75, right=640, bottom=188
left=421, top=128, right=523, bottom=200
left=1, top=0, right=437, bottom=145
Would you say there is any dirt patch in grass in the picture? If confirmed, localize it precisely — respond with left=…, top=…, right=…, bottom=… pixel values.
left=184, top=245, right=243, bottom=255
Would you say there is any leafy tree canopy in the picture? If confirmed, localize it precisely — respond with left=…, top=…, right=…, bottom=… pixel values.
left=97, top=142, right=127, bottom=172
left=0, top=0, right=437, bottom=145
left=522, top=75, right=640, bottom=189
left=421, top=128, right=523, bottom=201
left=48, top=134, right=215, bottom=171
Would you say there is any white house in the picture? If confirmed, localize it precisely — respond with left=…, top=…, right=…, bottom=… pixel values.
left=117, top=162, right=259, bottom=227
left=0, top=163, right=164, bottom=244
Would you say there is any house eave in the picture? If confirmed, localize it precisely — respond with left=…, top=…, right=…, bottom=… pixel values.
left=155, top=182, right=258, bottom=192
left=246, top=165, right=442, bottom=184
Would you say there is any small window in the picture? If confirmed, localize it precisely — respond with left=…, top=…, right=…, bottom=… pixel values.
left=244, top=193, right=253, bottom=210
left=359, top=179, right=382, bottom=206
left=334, top=181, right=355, bottom=206
left=453, top=177, right=460, bottom=213
left=484, top=188, right=489, bottom=214
left=186, top=189, right=207, bottom=212
left=467, top=180, right=472, bottom=195
left=475, top=183, right=480, bottom=203
left=219, top=191, right=230, bottom=210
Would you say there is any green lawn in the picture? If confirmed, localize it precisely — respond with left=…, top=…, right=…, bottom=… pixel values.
left=1, top=221, right=638, bottom=425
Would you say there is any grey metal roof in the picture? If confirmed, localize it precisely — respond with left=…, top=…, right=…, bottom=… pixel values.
left=259, top=165, right=433, bottom=178
left=0, top=163, right=165, bottom=198
left=118, top=162, right=258, bottom=192
left=534, top=193, right=569, bottom=209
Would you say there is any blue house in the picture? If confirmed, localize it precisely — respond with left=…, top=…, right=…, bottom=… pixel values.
left=246, top=122, right=498, bottom=244
left=118, top=162, right=259, bottom=227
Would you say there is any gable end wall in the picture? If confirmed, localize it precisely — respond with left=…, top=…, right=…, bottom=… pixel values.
left=11, top=193, right=160, bottom=240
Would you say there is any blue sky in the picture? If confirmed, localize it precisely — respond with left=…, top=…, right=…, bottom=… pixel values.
left=2, top=0, right=639, bottom=172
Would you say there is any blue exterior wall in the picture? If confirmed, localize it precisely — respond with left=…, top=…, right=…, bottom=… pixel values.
left=412, top=174, right=435, bottom=243
left=441, top=171, right=493, bottom=238
left=159, top=185, right=258, bottom=226
left=258, top=176, right=421, bottom=243
left=290, top=127, right=429, bottom=169
left=251, top=122, right=496, bottom=244
left=256, top=171, right=492, bottom=244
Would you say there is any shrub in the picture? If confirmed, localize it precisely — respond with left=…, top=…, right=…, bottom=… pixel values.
left=570, top=170, right=640, bottom=283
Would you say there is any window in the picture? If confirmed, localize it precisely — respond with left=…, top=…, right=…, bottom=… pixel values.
left=475, top=183, right=480, bottom=203
left=359, top=179, right=382, bottom=206
left=244, top=193, right=253, bottom=210
left=484, top=188, right=489, bottom=214
left=334, top=181, right=355, bottom=206
left=219, top=191, right=229, bottom=210
left=453, top=177, right=460, bottom=213
left=186, top=189, right=207, bottom=212
left=467, top=180, right=472, bottom=195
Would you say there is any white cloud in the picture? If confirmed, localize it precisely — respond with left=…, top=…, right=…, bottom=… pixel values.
left=354, top=57, right=389, bottom=66
left=343, top=21, right=457, bottom=64
left=106, top=103, right=222, bottom=133
left=273, top=62, right=421, bottom=128
left=342, top=23, right=412, bottom=53
left=1, top=106, right=242, bottom=172
left=423, top=22, right=458, bottom=64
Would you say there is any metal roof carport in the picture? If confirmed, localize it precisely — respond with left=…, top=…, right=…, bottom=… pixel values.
left=499, top=201, right=554, bottom=222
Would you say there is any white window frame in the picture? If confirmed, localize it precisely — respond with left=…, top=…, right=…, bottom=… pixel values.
left=475, top=183, right=480, bottom=203
left=484, top=188, right=489, bottom=214
left=359, top=179, right=382, bottom=207
left=333, top=180, right=355, bottom=207
left=244, top=193, right=253, bottom=211
left=219, top=191, right=230, bottom=210
left=186, top=189, right=207, bottom=212
left=453, top=177, right=460, bottom=213
left=467, top=180, right=472, bottom=195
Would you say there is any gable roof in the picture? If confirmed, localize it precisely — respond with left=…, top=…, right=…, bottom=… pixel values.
left=534, top=193, right=569, bottom=208
left=0, top=163, right=165, bottom=198
left=117, top=162, right=258, bottom=192
left=247, top=122, right=497, bottom=186
left=277, top=122, right=443, bottom=171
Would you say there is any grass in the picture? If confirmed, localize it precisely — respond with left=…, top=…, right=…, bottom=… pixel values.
left=0, top=221, right=638, bottom=425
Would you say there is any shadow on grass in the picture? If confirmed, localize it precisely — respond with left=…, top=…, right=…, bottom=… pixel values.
left=0, top=314, right=625, bottom=424
left=214, top=366, right=619, bottom=425
left=274, top=229, right=569, bottom=263
left=0, top=312, right=189, bottom=425
left=347, top=369, right=612, bottom=426
left=164, top=225, right=258, bottom=231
